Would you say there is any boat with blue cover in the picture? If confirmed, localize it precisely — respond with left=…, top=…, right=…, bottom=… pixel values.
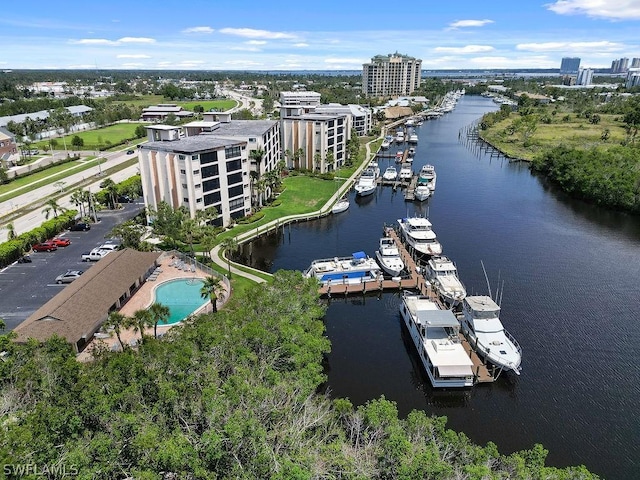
left=303, top=251, right=382, bottom=285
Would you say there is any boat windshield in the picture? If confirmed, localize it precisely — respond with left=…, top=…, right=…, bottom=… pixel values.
left=472, top=309, right=500, bottom=319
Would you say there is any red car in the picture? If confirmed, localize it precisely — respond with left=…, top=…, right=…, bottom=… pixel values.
left=32, top=241, right=58, bottom=252
left=50, top=237, right=71, bottom=247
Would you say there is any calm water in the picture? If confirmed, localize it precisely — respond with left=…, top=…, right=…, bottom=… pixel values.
left=154, top=279, right=207, bottom=324
left=234, top=96, right=640, bottom=479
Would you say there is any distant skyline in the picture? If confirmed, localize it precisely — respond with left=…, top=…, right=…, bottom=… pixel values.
left=2, top=0, right=640, bottom=71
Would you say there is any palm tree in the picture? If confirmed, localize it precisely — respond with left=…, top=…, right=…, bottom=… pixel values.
left=130, top=309, right=153, bottom=345
left=42, top=198, right=66, bottom=220
left=200, top=275, right=225, bottom=313
left=221, top=236, right=239, bottom=278
left=5, top=222, right=16, bottom=240
left=100, top=178, right=118, bottom=209
left=102, top=311, right=128, bottom=351
left=149, top=302, right=170, bottom=339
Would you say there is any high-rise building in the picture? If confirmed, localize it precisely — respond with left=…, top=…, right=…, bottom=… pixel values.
left=560, top=57, right=581, bottom=74
left=362, top=53, right=422, bottom=97
left=611, top=57, right=629, bottom=73
left=577, top=68, right=594, bottom=86
left=626, top=69, right=640, bottom=88
left=631, top=58, right=640, bottom=68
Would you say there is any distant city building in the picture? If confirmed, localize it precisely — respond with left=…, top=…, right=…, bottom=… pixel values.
left=631, top=58, right=640, bottom=68
left=577, top=68, right=594, bottom=86
left=362, top=53, right=422, bottom=97
left=140, top=104, right=195, bottom=122
left=0, top=105, right=93, bottom=129
left=626, top=69, right=640, bottom=88
left=611, top=58, right=629, bottom=74
left=560, top=57, right=581, bottom=74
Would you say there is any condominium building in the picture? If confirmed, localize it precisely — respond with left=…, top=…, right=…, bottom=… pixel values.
left=632, top=58, right=640, bottom=69
left=560, top=57, right=581, bottom=74
left=313, top=103, right=372, bottom=137
left=279, top=91, right=322, bottom=116
left=139, top=125, right=252, bottom=227
left=280, top=113, right=348, bottom=172
left=362, top=53, right=422, bottom=97
left=577, top=68, right=594, bottom=86
left=611, top=57, right=629, bottom=74
left=626, top=69, right=640, bottom=89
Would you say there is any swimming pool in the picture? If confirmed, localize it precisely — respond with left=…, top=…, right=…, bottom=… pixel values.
left=153, top=278, right=208, bottom=325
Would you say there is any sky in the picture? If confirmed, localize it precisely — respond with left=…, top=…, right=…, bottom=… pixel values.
left=2, top=0, right=640, bottom=71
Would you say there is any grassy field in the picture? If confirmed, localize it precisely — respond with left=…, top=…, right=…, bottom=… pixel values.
left=34, top=123, right=145, bottom=151
left=480, top=111, right=628, bottom=161
left=179, top=100, right=237, bottom=111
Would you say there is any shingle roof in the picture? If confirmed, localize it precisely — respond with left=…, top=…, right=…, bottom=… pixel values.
left=14, top=249, right=161, bottom=349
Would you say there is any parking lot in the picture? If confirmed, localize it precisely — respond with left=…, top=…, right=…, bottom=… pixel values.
left=0, top=202, right=145, bottom=331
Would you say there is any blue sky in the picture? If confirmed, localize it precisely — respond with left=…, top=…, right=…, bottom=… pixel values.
left=2, top=0, right=640, bottom=70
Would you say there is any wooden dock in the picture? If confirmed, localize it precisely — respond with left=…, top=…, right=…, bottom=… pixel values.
left=404, top=174, right=418, bottom=201
left=317, top=227, right=494, bottom=384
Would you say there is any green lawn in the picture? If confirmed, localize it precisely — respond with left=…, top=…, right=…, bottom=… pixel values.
left=34, top=123, right=146, bottom=151
left=0, top=158, right=100, bottom=201
left=178, top=100, right=238, bottom=112
left=480, top=112, right=628, bottom=161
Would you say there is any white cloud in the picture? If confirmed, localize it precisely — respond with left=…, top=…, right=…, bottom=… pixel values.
left=182, top=26, right=214, bottom=34
left=120, top=62, right=144, bottom=68
left=117, top=37, right=156, bottom=44
left=293, top=43, right=309, bottom=48
left=230, top=46, right=261, bottom=52
left=546, top=0, right=640, bottom=20
left=434, top=45, right=495, bottom=54
left=116, top=54, right=151, bottom=59
left=517, top=40, right=623, bottom=52
left=225, top=59, right=265, bottom=67
left=70, top=38, right=117, bottom=45
left=448, top=19, right=494, bottom=28
left=219, top=27, right=296, bottom=39
left=246, top=40, right=266, bottom=45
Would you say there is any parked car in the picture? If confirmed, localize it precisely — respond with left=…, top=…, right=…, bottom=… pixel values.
left=69, top=223, right=91, bottom=232
left=126, top=149, right=135, bottom=155
left=117, top=195, right=132, bottom=203
left=32, top=241, right=58, bottom=252
left=97, top=243, right=119, bottom=252
left=81, top=249, right=110, bottom=262
left=17, top=254, right=32, bottom=263
left=49, top=237, right=71, bottom=247
left=55, top=270, right=84, bottom=284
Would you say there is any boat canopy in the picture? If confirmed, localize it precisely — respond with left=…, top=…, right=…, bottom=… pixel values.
left=438, top=365, right=473, bottom=377
left=352, top=251, right=367, bottom=260
left=416, top=309, right=458, bottom=327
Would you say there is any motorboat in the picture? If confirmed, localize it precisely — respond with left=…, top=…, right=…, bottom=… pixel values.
left=381, top=139, right=391, bottom=149
left=414, top=179, right=431, bottom=201
left=408, top=133, right=419, bottom=144
left=461, top=296, right=522, bottom=376
left=408, top=147, right=416, bottom=157
left=304, top=251, right=382, bottom=285
left=399, top=164, right=413, bottom=181
left=368, top=161, right=380, bottom=178
left=375, top=236, right=405, bottom=277
left=354, top=168, right=377, bottom=196
left=382, top=166, right=398, bottom=181
left=424, top=255, right=466, bottom=306
left=399, top=292, right=474, bottom=388
left=397, top=217, right=442, bottom=256
left=418, top=164, right=437, bottom=192
left=331, top=196, right=349, bottom=214
left=395, top=131, right=405, bottom=143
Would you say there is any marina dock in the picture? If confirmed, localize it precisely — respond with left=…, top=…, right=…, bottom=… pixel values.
left=317, top=227, right=494, bottom=384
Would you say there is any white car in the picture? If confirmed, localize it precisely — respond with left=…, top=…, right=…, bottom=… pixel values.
left=55, top=270, right=84, bottom=284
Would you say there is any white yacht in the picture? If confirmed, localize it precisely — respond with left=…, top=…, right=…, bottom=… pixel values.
left=400, top=292, right=474, bottom=388
left=381, top=139, right=391, bottom=149
left=461, top=296, right=522, bottom=376
left=304, top=252, right=382, bottom=285
left=418, top=164, right=437, bottom=192
left=397, top=217, right=442, bottom=256
left=382, top=166, right=398, bottom=181
left=331, top=196, right=349, bottom=214
left=395, top=131, right=405, bottom=143
left=414, top=179, right=431, bottom=201
left=375, top=237, right=405, bottom=277
left=424, top=255, right=466, bottom=306
left=368, top=161, right=381, bottom=178
left=408, top=132, right=419, bottom=144
left=399, top=164, right=413, bottom=181
left=354, top=168, right=377, bottom=196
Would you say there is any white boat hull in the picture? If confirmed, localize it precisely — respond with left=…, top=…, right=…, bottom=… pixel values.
left=375, top=251, right=404, bottom=277
left=355, top=184, right=376, bottom=196
left=332, top=200, right=349, bottom=214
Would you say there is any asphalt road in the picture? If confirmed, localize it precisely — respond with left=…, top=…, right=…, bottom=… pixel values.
left=0, top=202, right=145, bottom=331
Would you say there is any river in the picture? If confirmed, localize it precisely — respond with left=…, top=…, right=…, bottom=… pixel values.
left=233, top=96, right=640, bottom=479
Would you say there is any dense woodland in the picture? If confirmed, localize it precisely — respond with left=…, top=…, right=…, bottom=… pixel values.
left=0, top=271, right=598, bottom=479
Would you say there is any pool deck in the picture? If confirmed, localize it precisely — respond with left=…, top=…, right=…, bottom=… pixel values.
left=77, top=255, right=228, bottom=362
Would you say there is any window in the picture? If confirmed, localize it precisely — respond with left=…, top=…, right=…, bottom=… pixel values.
left=229, top=198, right=245, bottom=210
left=183, top=198, right=189, bottom=202
left=202, top=164, right=219, bottom=178
left=195, top=184, right=201, bottom=189
left=193, top=169, right=200, bottom=175
left=228, top=185, right=244, bottom=198
left=225, top=145, right=241, bottom=158
left=178, top=155, right=186, bottom=160
left=200, top=151, right=218, bottom=165
left=226, top=159, right=242, bottom=171
left=227, top=172, right=243, bottom=185
left=203, top=178, right=220, bottom=191
left=204, top=192, right=221, bottom=206
left=182, top=183, right=187, bottom=189
left=196, top=198, right=202, bottom=203
left=180, top=169, right=186, bottom=174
